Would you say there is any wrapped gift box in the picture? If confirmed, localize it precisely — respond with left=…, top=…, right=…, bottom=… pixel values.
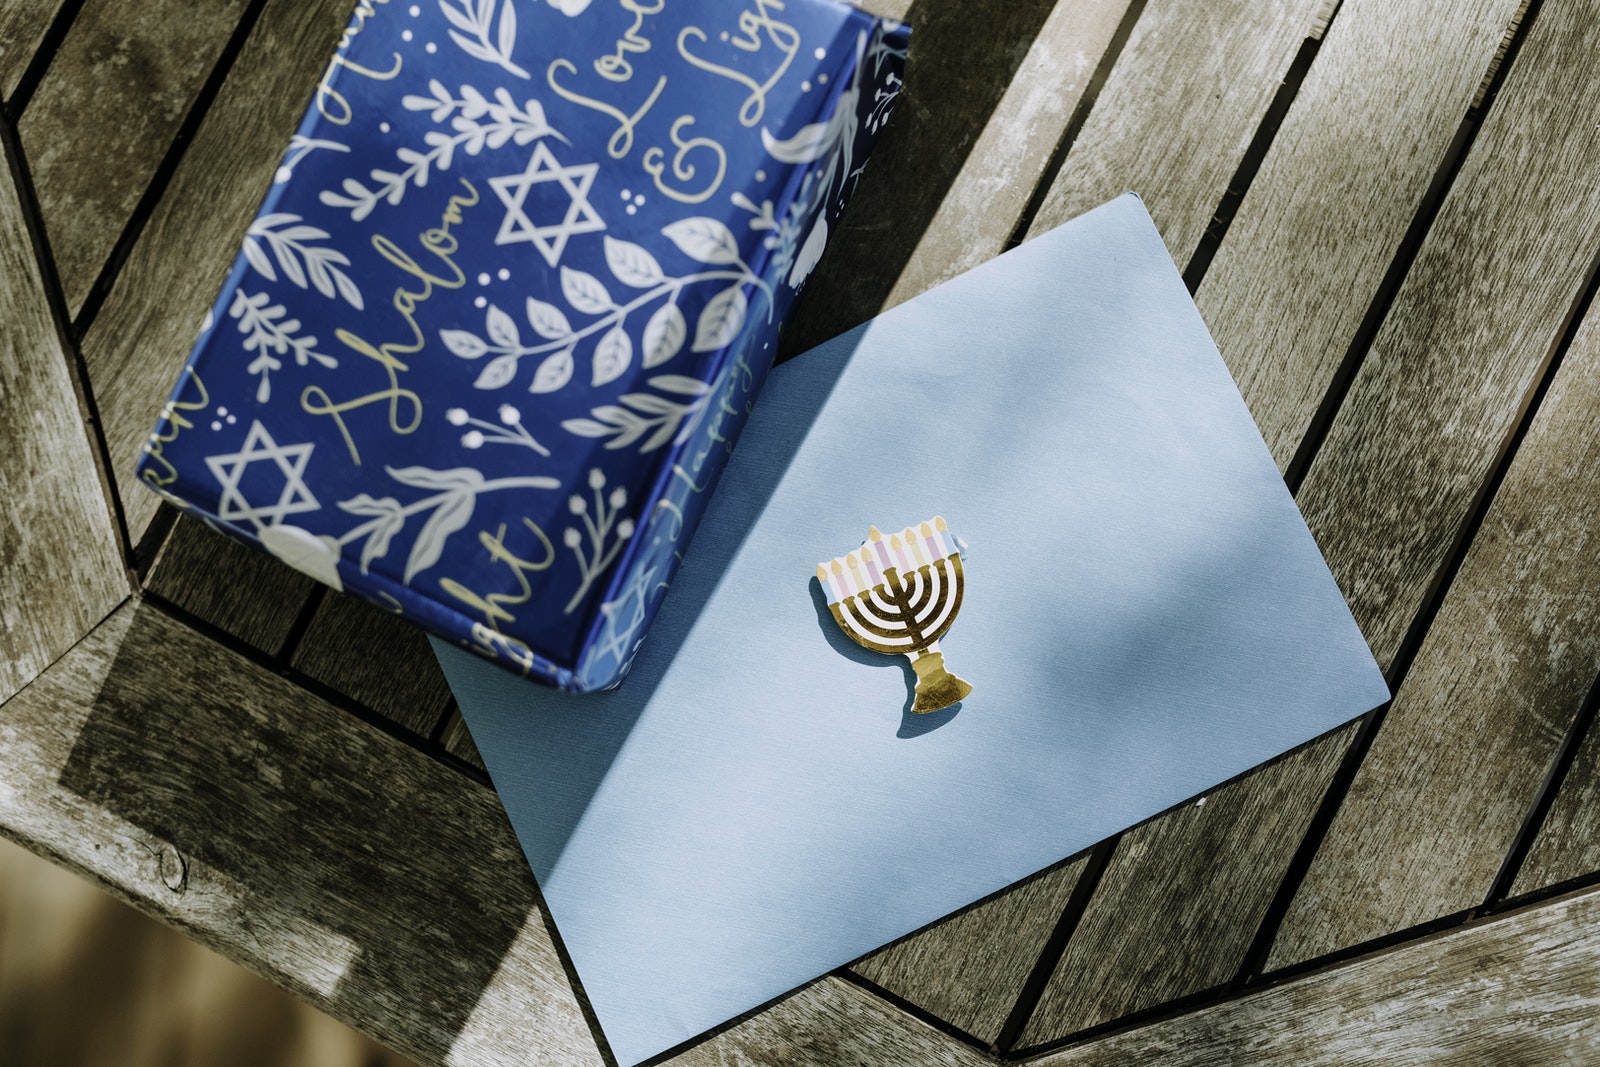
left=136, top=0, right=908, bottom=689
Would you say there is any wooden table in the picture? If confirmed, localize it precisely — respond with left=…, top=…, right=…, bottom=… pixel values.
left=5, top=0, right=1600, bottom=1062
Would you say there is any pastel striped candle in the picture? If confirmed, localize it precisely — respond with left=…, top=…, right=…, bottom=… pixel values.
left=889, top=533, right=911, bottom=572
left=904, top=526, right=928, bottom=567
left=869, top=526, right=892, bottom=572
left=861, top=545, right=882, bottom=585
left=817, top=563, right=838, bottom=604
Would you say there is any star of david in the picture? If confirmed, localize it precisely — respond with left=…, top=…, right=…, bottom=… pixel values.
left=488, top=142, right=605, bottom=266
left=204, top=420, right=319, bottom=525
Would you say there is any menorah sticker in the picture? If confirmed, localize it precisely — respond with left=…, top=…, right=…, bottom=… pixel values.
left=817, top=517, right=973, bottom=714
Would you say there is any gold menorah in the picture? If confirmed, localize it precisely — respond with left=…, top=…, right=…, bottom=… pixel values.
left=817, top=518, right=973, bottom=714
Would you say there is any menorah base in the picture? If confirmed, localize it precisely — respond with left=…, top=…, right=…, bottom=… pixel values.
left=909, top=650, right=973, bottom=714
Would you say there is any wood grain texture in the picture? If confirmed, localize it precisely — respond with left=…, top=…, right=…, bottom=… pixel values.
left=1196, top=0, right=1525, bottom=468
left=1513, top=711, right=1600, bottom=897
left=17, top=0, right=250, bottom=314
left=781, top=0, right=1073, bottom=355
left=1017, top=729, right=1355, bottom=1047
left=851, top=856, right=1087, bottom=1044
left=1268, top=252, right=1600, bottom=967
left=995, top=0, right=1537, bottom=1043
left=667, top=977, right=986, bottom=1067
left=1036, top=884, right=1600, bottom=1065
left=0, top=129, right=127, bottom=705
left=143, top=514, right=316, bottom=656
left=0, top=600, right=601, bottom=1067
left=440, top=709, right=487, bottom=773
left=0, top=0, right=65, bottom=100
left=1023, top=0, right=1327, bottom=264
left=879, top=0, right=1134, bottom=307
left=1294, top=0, right=1600, bottom=672
left=80, top=0, right=349, bottom=546
left=290, top=592, right=454, bottom=738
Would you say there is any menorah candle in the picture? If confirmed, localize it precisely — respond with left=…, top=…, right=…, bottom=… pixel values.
left=889, top=533, right=911, bottom=572
left=831, top=559, right=850, bottom=598
left=860, top=544, right=882, bottom=585
left=869, top=526, right=892, bottom=572
left=921, top=521, right=941, bottom=561
left=847, top=552, right=866, bottom=595
left=904, top=527, right=929, bottom=568
left=934, top=516, right=953, bottom=557
left=817, top=564, right=839, bottom=605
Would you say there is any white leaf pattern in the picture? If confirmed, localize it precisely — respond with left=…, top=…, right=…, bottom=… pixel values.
left=661, top=217, right=743, bottom=266
left=526, top=296, right=573, bottom=339
left=641, top=303, right=686, bottom=367
left=604, top=237, right=665, bottom=287
left=475, top=352, right=520, bottom=389
left=561, top=267, right=614, bottom=314
left=593, top=325, right=632, bottom=386
left=530, top=349, right=575, bottom=393
left=441, top=329, right=488, bottom=359
left=405, top=490, right=476, bottom=584
left=485, top=303, right=520, bottom=348
left=692, top=284, right=748, bottom=352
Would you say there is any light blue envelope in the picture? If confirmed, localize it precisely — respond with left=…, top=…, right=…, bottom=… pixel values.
left=434, top=194, right=1390, bottom=1066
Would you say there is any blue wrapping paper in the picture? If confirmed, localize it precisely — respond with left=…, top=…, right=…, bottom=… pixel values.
left=136, top=0, right=908, bottom=689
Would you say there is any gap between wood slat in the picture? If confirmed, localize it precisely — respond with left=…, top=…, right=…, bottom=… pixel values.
left=1001, top=0, right=1149, bottom=254
left=131, top=502, right=179, bottom=580
left=1011, top=0, right=1557, bottom=1022
left=1485, top=666, right=1600, bottom=908
left=0, top=95, right=133, bottom=573
left=1472, top=0, right=1531, bottom=109
left=138, top=593, right=458, bottom=775
left=835, top=970, right=1001, bottom=1058
left=1235, top=113, right=1597, bottom=993
left=994, top=838, right=1119, bottom=1053
left=71, top=0, right=271, bottom=335
left=2, top=0, right=85, bottom=119
left=1181, top=32, right=1324, bottom=293
left=275, top=587, right=328, bottom=670
left=1282, top=0, right=1543, bottom=495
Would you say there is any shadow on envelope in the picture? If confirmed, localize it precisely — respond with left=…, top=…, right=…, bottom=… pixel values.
left=433, top=327, right=867, bottom=882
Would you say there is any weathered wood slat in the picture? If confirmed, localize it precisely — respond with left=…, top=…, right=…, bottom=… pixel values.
left=999, top=0, right=1543, bottom=1046
left=16, top=0, right=251, bottom=314
left=1513, top=703, right=1600, bottom=897
left=668, top=977, right=987, bottom=1067
left=1017, top=729, right=1355, bottom=1046
left=0, top=124, right=127, bottom=705
left=1022, top=0, right=1328, bottom=264
left=80, top=0, right=349, bottom=547
left=290, top=593, right=453, bottom=738
left=851, top=856, right=1087, bottom=1044
left=1294, top=0, right=1600, bottom=673
left=0, top=0, right=66, bottom=100
left=1034, top=884, right=1600, bottom=1065
left=1269, top=246, right=1600, bottom=967
left=0, top=599, right=601, bottom=1067
left=877, top=0, right=1135, bottom=308
left=143, top=514, right=316, bottom=656
left=1196, top=0, right=1526, bottom=468
left=783, top=0, right=1100, bottom=355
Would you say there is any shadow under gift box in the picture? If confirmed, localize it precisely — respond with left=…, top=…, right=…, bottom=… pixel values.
left=135, top=0, right=909, bottom=691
